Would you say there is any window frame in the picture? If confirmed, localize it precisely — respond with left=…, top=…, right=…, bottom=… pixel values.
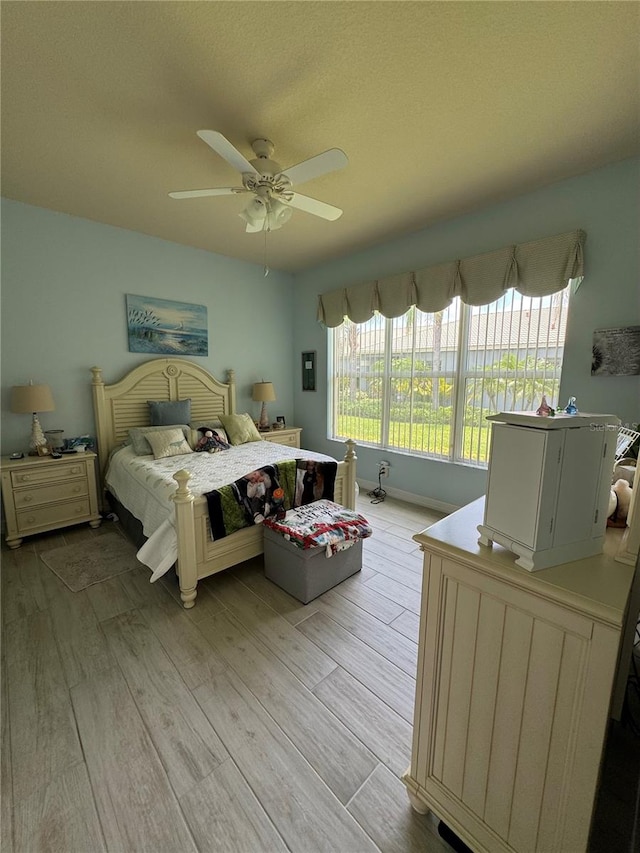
left=329, top=287, right=570, bottom=468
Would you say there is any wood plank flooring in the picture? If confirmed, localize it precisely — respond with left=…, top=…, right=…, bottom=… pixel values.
left=0, top=496, right=443, bottom=852
left=2, top=494, right=637, bottom=851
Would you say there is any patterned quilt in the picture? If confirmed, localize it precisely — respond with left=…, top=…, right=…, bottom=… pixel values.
left=263, top=499, right=372, bottom=556
left=205, top=459, right=337, bottom=540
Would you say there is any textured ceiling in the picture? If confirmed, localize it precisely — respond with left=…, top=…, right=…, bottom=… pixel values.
left=2, top=2, right=639, bottom=273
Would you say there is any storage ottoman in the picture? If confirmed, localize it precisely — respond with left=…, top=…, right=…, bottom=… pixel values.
left=262, top=499, right=372, bottom=603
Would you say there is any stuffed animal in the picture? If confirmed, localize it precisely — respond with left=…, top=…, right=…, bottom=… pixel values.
left=195, top=428, right=229, bottom=453
left=607, top=478, right=633, bottom=528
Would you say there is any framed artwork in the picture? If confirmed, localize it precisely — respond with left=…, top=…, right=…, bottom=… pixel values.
left=592, top=326, right=640, bottom=376
left=302, top=350, right=316, bottom=391
left=276, top=415, right=286, bottom=427
left=126, top=294, right=208, bottom=356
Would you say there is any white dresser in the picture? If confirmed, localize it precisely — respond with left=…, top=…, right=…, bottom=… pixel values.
left=478, top=411, right=619, bottom=571
left=403, top=499, right=634, bottom=853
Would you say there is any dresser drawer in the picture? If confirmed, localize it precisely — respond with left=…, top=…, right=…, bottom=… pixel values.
left=17, top=498, right=91, bottom=532
left=13, top=479, right=89, bottom=509
left=262, top=429, right=301, bottom=448
left=274, top=433, right=299, bottom=447
left=11, top=462, right=86, bottom=487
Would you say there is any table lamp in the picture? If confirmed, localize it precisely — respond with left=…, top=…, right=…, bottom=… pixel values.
left=11, top=382, right=56, bottom=455
left=252, top=381, right=276, bottom=431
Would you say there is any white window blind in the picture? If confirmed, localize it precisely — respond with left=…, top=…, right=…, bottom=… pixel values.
left=331, top=286, right=570, bottom=466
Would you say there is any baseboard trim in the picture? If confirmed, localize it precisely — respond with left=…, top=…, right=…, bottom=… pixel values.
left=357, top=479, right=459, bottom=516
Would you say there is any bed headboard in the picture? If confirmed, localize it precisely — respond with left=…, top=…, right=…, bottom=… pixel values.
left=91, top=358, right=236, bottom=478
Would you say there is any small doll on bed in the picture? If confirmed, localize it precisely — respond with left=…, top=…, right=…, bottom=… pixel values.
left=195, top=427, right=230, bottom=453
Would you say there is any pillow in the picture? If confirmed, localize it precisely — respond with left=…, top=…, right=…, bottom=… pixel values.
left=128, top=424, right=191, bottom=456
left=148, top=399, right=191, bottom=426
left=146, top=427, right=193, bottom=460
left=218, top=413, right=263, bottom=445
left=190, top=421, right=229, bottom=445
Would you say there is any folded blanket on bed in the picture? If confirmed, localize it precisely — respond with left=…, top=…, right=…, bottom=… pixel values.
left=205, top=459, right=337, bottom=540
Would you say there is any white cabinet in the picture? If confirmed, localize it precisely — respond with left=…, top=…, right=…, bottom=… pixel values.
left=477, top=412, right=619, bottom=571
left=403, top=499, right=634, bottom=853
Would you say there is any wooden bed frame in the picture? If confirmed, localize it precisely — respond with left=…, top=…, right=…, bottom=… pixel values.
left=91, top=358, right=357, bottom=608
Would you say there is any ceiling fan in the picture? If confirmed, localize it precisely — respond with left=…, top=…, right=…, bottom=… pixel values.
left=169, top=130, right=348, bottom=233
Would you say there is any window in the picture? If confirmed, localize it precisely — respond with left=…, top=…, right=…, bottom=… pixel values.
left=330, top=286, right=570, bottom=466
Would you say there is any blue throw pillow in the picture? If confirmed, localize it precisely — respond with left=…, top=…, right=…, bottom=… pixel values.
left=148, top=399, right=191, bottom=426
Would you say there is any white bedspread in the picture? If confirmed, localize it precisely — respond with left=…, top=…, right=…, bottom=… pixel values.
left=105, top=442, right=337, bottom=580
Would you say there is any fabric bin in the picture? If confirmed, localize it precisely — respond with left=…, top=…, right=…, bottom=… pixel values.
left=262, top=499, right=371, bottom=603
left=263, top=527, right=363, bottom=603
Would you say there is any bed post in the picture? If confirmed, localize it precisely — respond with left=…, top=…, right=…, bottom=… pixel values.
left=343, top=439, right=358, bottom=509
left=172, top=469, right=198, bottom=608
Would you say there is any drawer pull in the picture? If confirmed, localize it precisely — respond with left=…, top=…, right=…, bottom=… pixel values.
left=23, top=495, right=33, bottom=503
left=26, top=516, right=35, bottom=524
left=73, top=486, right=81, bottom=493
left=71, top=467, right=81, bottom=474
left=75, top=506, right=83, bottom=514
left=17, top=475, right=30, bottom=483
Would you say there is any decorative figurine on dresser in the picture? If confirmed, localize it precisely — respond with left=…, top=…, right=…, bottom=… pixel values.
left=477, top=410, right=620, bottom=571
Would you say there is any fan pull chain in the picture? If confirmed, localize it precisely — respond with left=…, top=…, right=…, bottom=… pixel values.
left=263, top=228, right=269, bottom=277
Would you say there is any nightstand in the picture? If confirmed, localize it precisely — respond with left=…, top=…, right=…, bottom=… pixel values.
left=261, top=427, right=302, bottom=449
left=1, top=451, right=101, bottom=548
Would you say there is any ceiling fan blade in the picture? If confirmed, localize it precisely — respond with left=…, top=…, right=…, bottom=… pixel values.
left=168, top=187, right=247, bottom=199
left=197, top=130, right=259, bottom=175
left=281, top=148, right=348, bottom=186
left=245, top=220, right=264, bottom=233
left=286, top=192, right=343, bottom=221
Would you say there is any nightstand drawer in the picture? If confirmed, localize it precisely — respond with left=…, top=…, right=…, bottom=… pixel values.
left=11, top=462, right=85, bottom=487
left=270, top=432, right=299, bottom=447
left=17, top=498, right=91, bottom=532
left=14, top=479, right=89, bottom=509
left=262, top=428, right=302, bottom=448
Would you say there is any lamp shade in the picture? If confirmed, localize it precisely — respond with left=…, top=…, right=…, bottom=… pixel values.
left=252, top=381, right=276, bottom=402
left=266, top=200, right=292, bottom=231
left=11, top=383, right=55, bottom=414
left=239, top=198, right=267, bottom=232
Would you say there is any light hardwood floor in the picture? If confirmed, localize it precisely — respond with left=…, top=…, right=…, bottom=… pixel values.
left=1, top=495, right=637, bottom=852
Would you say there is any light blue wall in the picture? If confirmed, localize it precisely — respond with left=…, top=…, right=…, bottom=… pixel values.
left=3, top=159, right=638, bottom=509
left=293, top=157, right=640, bottom=508
left=1, top=200, right=295, bottom=454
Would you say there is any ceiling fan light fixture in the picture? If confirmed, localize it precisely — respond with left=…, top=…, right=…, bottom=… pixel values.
left=175, top=131, right=347, bottom=234
left=265, top=199, right=293, bottom=231
left=238, top=196, right=267, bottom=228
left=239, top=196, right=293, bottom=233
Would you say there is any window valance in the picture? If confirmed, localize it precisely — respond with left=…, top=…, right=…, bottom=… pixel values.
left=317, top=229, right=585, bottom=328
